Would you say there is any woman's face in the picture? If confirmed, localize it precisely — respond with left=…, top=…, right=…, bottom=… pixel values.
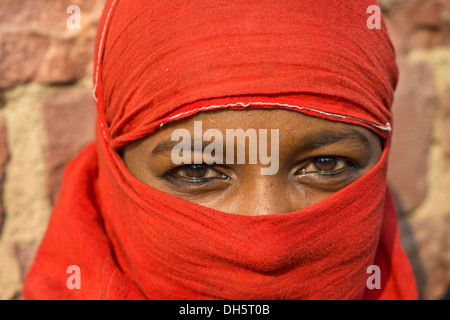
left=122, top=109, right=382, bottom=216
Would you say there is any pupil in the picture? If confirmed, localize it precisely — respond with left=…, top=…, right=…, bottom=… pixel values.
left=314, top=157, right=337, bottom=171
left=184, top=165, right=208, bottom=178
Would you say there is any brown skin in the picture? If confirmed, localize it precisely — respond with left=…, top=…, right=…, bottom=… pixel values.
left=121, top=109, right=382, bottom=216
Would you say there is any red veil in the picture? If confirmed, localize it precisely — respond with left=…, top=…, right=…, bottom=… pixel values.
left=24, top=0, right=417, bottom=299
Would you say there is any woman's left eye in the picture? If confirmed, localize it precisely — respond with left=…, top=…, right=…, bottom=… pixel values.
left=295, top=157, right=355, bottom=176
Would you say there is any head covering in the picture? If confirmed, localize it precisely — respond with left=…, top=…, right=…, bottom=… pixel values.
left=24, top=0, right=417, bottom=299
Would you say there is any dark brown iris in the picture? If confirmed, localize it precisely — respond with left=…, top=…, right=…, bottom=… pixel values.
left=182, top=165, right=209, bottom=179
left=313, top=157, right=338, bottom=172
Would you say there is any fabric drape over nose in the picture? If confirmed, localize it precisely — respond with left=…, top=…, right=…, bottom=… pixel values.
left=23, top=0, right=417, bottom=299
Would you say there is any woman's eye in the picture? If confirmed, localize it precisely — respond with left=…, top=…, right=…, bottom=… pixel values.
left=179, top=164, right=209, bottom=179
left=169, top=164, right=228, bottom=181
left=296, top=157, right=354, bottom=176
left=313, top=157, right=338, bottom=171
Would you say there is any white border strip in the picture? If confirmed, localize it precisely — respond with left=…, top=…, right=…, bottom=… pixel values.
left=93, top=0, right=118, bottom=102
left=162, top=102, right=391, bottom=132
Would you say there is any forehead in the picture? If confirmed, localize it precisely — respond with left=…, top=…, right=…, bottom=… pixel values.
left=129, top=109, right=380, bottom=155
left=156, top=109, right=374, bottom=138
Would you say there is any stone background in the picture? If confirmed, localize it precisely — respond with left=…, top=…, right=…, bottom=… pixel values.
left=0, top=0, right=449, bottom=300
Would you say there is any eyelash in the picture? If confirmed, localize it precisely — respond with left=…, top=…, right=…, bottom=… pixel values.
left=295, top=157, right=359, bottom=177
left=164, top=165, right=230, bottom=185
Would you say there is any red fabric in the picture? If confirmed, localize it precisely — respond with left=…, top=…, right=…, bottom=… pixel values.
left=23, top=0, right=417, bottom=299
left=98, top=0, right=398, bottom=148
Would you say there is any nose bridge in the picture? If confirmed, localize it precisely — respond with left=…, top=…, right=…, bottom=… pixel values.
left=235, top=175, right=297, bottom=216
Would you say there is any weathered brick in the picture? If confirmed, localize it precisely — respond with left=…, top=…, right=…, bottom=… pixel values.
left=34, top=36, right=97, bottom=84
left=9, top=243, right=38, bottom=284
left=0, top=0, right=104, bottom=30
left=444, top=85, right=450, bottom=162
left=400, top=214, right=450, bottom=299
left=0, top=33, right=50, bottom=89
left=388, top=59, right=438, bottom=214
left=41, top=86, right=96, bottom=205
left=380, top=0, right=450, bottom=53
left=0, top=116, right=9, bottom=232
left=0, top=0, right=105, bottom=88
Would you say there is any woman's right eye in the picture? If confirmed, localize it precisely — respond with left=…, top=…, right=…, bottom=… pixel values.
left=167, top=164, right=230, bottom=182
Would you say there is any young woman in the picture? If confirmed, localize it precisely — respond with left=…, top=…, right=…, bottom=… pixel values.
left=24, top=0, right=417, bottom=299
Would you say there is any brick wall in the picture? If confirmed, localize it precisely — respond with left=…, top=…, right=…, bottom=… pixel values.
left=0, top=0, right=103, bottom=299
left=0, top=0, right=448, bottom=299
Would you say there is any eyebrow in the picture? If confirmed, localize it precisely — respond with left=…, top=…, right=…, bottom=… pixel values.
left=151, top=128, right=372, bottom=156
left=300, top=129, right=371, bottom=152
left=152, top=139, right=220, bottom=155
